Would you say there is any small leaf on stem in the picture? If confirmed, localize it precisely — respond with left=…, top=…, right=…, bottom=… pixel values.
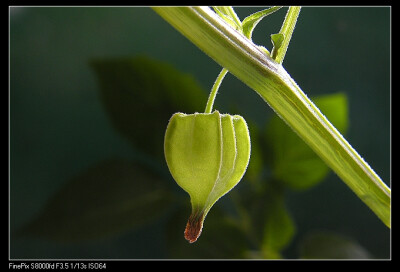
left=271, top=6, right=301, bottom=64
left=242, top=6, right=283, bottom=40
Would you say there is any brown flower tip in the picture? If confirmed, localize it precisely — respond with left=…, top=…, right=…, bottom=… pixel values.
left=184, top=212, right=204, bottom=243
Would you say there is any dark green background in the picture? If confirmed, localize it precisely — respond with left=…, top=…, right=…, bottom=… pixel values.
left=10, top=7, right=390, bottom=259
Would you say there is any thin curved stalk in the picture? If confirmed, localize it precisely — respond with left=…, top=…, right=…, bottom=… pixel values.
left=205, top=68, right=228, bottom=113
left=152, top=7, right=390, bottom=227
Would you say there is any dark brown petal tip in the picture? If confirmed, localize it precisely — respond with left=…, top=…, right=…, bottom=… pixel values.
left=184, top=212, right=204, bottom=243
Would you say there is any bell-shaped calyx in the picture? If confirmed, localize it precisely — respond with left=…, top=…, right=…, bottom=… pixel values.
left=164, top=111, right=251, bottom=243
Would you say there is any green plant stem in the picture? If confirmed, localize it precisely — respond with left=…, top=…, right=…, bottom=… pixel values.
left=205, top=68, right=228, bottom=113
left=213, top=6, right=242, bottom=30
left=271, top=6, right=301, bottom=64
left=152, top=7, right=390, bottom=227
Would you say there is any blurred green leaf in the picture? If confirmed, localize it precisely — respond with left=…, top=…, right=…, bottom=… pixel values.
left=299, top=231, right=371, bottom=259
left=312, top=93, right=349, bottom=134
left=235, top=182, right=295, bottom=259
left=166, top=206, right=249, bottom=259
left=18, top=159, right=173, bottom=243
left=245, top=184, right=295, bottom=259
left=260, top=190, right=295, bottom=258
left=266, top=93, right=349, bottom=190
left=91, top=56, right=207, bottom=158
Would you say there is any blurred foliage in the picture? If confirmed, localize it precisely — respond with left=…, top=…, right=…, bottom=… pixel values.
left=90, top=56, right=207, bottom=159
left=266, top=93, right=348, bottom=190
left=18, top=159, right=173, bottom=243
left=299, top=231, right=371, bottom=259
left=18, top=55, right=371, bottom=259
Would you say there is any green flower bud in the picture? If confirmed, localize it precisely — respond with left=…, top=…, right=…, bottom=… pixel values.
left=164, top=110, right=251, bottom=243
